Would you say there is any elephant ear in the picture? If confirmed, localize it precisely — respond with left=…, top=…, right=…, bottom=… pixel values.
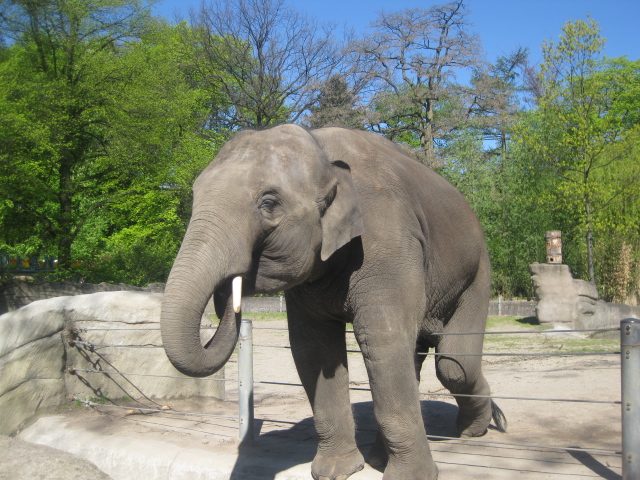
left=320, top=160, right=365, bottom=261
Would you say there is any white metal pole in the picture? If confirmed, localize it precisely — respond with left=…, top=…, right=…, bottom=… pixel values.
left=239, top=318, right=254, bottom=442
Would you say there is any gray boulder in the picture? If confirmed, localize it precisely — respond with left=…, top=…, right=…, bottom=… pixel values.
left=0, top=279, right=165, bottom=315
left=0, top=291, right=224, bottom=435
left=530, top=262, right=640, bottom=329
left=0, top=435, right=111, bottom=480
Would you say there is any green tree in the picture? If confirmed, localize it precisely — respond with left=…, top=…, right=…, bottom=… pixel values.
left=307, top=75, right=364, bottom=129
left=72, top=20, right=222, bottom=284
left=438, top=126, right=555, bottom=298
left=515, top=17, right=640, bottom=289
left=0, top=0, right=152, bottom=269
left=0, top=2, right=220, bottom=281
left=354, top=0, right=482, bottom=163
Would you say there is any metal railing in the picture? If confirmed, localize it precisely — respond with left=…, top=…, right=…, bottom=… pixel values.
left=68, top=318, right=639, bottom=479
left=621, top=319, right=639, bottom=479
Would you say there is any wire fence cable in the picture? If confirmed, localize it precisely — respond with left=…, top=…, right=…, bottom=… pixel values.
left=70, top=319, right=634, bottom=477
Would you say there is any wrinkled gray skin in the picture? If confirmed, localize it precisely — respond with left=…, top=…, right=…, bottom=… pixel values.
left=161, top=125, right=505, bottom=480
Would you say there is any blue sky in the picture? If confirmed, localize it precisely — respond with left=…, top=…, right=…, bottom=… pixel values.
left=153, top=0, right=640, bottom=66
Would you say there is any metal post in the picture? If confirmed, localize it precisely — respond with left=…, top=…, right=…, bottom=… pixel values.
left=621, top=318, right=640, bottom=480
left=238, top=318, right=254, bottom=443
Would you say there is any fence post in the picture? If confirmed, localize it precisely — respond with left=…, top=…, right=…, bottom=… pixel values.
left=621, top=318, right=640, bottom=480
left=238, top=318, right=254, bottom=443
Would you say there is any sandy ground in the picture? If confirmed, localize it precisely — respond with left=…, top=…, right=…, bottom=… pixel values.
left=13, top=318, right=623, bottom=480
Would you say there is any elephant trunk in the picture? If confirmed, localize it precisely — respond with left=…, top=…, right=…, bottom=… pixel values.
left=160, top=216, right=251, bottom=378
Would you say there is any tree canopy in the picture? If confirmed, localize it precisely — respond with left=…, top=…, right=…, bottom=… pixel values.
left=0, top=1, right=217, bottom=282
left=1, top=0, right=638, bottom=304
left=514, top=18, right=640, bottom=295
left=189, top=0, right=342, bottom=128
left=351, top=0, right=482, bottom=164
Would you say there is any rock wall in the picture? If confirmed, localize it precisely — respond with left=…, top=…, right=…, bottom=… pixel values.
left=0, top=279, right=165, bottom=315
left=0, top=300, right=68, bottom=435
left=0, top=292, right=225, bottom=435
left=530, top=262, right=640, bottom=329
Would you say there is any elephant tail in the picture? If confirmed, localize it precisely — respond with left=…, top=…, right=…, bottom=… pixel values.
left=491, top=400, right=508, bottom=433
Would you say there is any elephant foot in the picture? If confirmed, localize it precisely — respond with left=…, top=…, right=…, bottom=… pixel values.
left=311, top=448, right=365, bottom=480
left=456, top=397, right=492, bottom=437
left=367, top=432, right=388, bottom=470
left=382, top=453, right=438, bottom=480
left=457, top=399, right=508, bottom=437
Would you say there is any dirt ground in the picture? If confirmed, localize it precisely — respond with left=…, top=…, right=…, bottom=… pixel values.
left=17, top=317, right=623, bottom=480
left=240, top=318, right=622, bottom=479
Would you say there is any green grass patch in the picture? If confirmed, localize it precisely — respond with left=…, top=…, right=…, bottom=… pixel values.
left=483, top=316, right=619, bottom=355
left=237, top=313, right=618, bottom=356
left=208, top=312, right=286, bottom=324
left=486, top=315, right=544, bottom=331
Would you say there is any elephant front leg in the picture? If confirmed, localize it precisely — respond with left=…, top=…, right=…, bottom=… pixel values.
left=355, top=322, right=438, bottom=480
left=287, top=307, right=364, bottom=480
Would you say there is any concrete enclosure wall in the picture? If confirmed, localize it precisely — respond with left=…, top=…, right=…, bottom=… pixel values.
left=244, top=296, right=537, bottom=317
left=487, top=299, right=536, bottom=318
left=0, top=292, right=224, bottom=435
left=2, top=280, right=536, bottom=317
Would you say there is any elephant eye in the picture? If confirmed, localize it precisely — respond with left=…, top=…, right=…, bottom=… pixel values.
left=259, top=195, right=279, bottom=214
left=261, top=199, right=276, bottom=209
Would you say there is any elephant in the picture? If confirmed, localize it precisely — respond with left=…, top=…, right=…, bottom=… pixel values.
left=160, top=124, right=506, bottom=480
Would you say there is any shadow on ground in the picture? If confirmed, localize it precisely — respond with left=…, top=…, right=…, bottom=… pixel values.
left=230, top=400, right=459, bottom=479
left=567, top=449, right=621, bottom=480
left=515, top=316, right=539, bottom=326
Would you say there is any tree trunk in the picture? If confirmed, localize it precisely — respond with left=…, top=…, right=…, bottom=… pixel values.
left=57, top=157, right=74, bottom=271
left=585, top=192, right=596, bottom=285
left=420, top=100, right=435, bottom=163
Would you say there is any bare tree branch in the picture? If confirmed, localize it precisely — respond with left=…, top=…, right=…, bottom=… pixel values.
left=348, top=0, right=482, bottom=163
left=190, top=0, right=342, bottom=128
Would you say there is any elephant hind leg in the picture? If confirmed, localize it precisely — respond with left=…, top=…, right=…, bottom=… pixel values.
left=435, top=350, right=493, bottom=437
left=434, top=304, right=497, bottom=437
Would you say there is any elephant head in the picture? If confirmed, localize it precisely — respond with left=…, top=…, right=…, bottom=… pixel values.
left=160, top=125, right=364, bottom=377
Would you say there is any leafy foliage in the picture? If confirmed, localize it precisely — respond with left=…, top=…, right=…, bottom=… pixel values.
left=1, top=1, right=638, bottom=302
left=307, top=75, right=364, bottom=129
left=0, top=2, right=220, bottom=284
left=513, top=17, right=640, bottom=293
